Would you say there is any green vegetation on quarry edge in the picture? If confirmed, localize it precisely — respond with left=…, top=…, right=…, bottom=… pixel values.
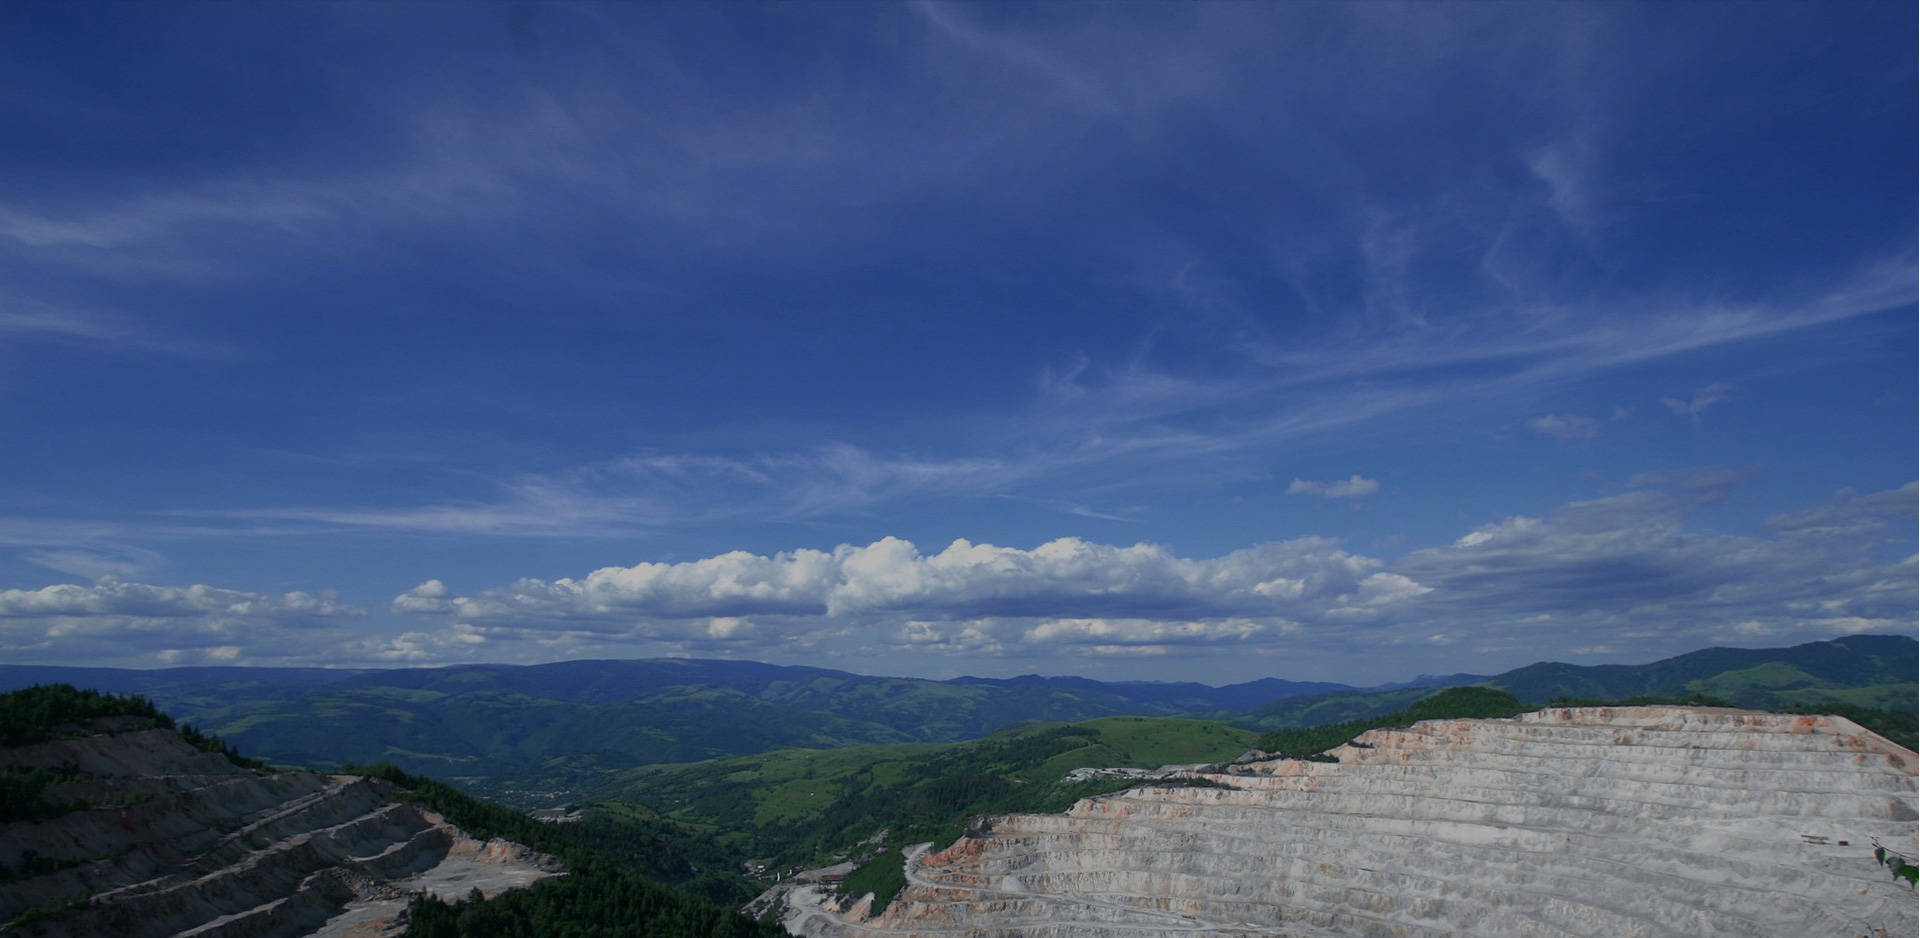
left=0, top=684, right=263, bottom=827
left=340, top=763, right=785, bottom=938
left=1253, top=686, right=1531, bottom=757
left=839, top=848, right=909, bottom=914
left=0, top=684, right=781, bottom=937
left=613, top=717, right=1257, bottom=879
left=1254, top=686, right=1918, bottom=756
left=1777, top=703, right=1917, bottom=750
left=0, top=683, right=175, bottom=746
left=0, top=683, right=263, bottom=769
left=816, top=687, right=1915, bottom=917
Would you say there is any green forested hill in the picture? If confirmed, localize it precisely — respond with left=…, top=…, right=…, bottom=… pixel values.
left=606, top=717, right=1258, bottom=878
left=0, top=684, right=781, bottom=938
left=1486, top=634, right=1915, bottom=709
left=3, top=635, right=1908, bottom=806
left=1235, top=635, right=1916, bottom=732
left=344, top=764, right=784, bottom=938
left=0, top=659, right=1343, bottom=800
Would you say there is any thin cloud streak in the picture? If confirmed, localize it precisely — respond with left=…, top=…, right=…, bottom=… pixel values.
left=1288, top=476, right=1381, bottom=499
left=0, top=302, right=246, bottom=359
left=162, top=255, right=1906, bottom=538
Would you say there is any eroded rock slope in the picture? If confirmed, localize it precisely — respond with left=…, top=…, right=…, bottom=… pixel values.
left=1, top=724, right=559, bottom=937
left=785, top=707, right=1919, bottom=938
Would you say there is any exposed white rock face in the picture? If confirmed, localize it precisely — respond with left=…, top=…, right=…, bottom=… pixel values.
left=0, top=727, right=561, bottom=938
left=784, top=708, right=1918, bottom=938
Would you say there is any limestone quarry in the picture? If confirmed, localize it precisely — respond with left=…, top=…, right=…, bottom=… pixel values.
left=0, top=724, right=560, bottom=938
left=783, top=706, right=1919, bottom=938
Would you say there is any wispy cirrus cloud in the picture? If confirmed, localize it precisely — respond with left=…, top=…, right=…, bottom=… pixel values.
left=0, top=4, right=1908, bottom=684
left=0, top=301, right=244, bottom=359
left=1529, top=413, right=1601, bottom=442
left=1662, top=382, right=1733, bottom=422
left=1008, top=252, right=1911, bottom=503
left=1287, top=475, right=1381, bottom=499
left=183, top=443, right=1023, bottom=537
left=0, top=3, right=1906, bottom=535
left=24, top=545, right=165, bottom=581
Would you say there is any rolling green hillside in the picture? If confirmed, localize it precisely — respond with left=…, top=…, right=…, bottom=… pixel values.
left=1251, top=686, right=1532, bottom=758
left=1484, top=634, right=1915, bottom=709
left=605, top=716, right=1258, bottom=877
left=0, top=660, right=1341, bottom=801
left=3, top=635, right=1908, bottom=807
left=1236, top=634, right=1916, bottom=733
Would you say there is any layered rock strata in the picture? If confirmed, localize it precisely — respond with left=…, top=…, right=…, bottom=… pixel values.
left=784, top=707, right=1918, bottom=938
left=1, top=726, right=559, bottom=937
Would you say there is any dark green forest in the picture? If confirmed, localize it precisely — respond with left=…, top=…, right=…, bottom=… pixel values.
left=345, top=764, right=784, bottom=938
left=1252, top=685, right=1533, bottom=757
left=0, top=685, right=779, bottom=938
left=0, top=684, right=262, bottom=827
left=613, top=717, right=1256, bottom=889
left=0, top=683, right=176, bottom=746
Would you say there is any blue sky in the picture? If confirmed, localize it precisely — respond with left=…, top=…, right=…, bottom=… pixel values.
left=0, top=1, right=1912, bottom=684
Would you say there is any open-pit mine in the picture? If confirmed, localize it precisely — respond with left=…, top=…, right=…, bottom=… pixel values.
left=0, top=721, right=559, bottom=938
left=783, top=706, right=1918, bottom=938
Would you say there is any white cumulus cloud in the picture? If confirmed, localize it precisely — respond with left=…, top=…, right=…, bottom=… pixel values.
left=0, top=577, right=366, bottom=666
left=400, top=535, right=1397, bottom=627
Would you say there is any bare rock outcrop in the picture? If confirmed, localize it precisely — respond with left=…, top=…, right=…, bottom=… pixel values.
left=1, top=725, right=560, bottom=937
left=784, top=707, right=1918, bottom=938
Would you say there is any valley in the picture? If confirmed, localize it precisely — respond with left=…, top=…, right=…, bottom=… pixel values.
left=3, top=635, right=1905, bottom=807
left=8, top=4, right=1909, bottom=934
left=0, top=635, right=1913, bottom=937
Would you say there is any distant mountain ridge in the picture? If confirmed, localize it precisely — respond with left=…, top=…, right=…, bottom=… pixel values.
left=1237, top=634, right=1917, bottom=731
left=0, top=659, right=1352, bottom=712
left=0, top=664, right=366, bottom=698
left=0, top=634, right=1908, bottom=801
left=944, top=673, right=1353, bottom=712
left=1489, top=633, right=1915, bottom=705
left=0, top=658, right=1363, bottom=794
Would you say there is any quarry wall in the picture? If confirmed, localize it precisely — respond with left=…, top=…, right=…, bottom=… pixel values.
left=0, top=725, right=559, bottom=938
left=785, top=707, right=1919, bottom=938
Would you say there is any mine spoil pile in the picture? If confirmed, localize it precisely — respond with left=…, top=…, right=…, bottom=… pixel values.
left=0, top=724, right=559, bottom=938
left=785, top=707, right=1919, bottom=938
